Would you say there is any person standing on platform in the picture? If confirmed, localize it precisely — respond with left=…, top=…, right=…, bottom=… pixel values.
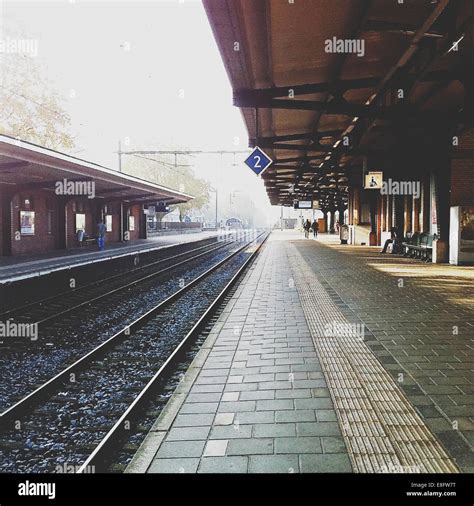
left=311, top=219, right=319, bottom=238
left=304, top=219, right=311, bottom=238
left=96, top=219, right=106, bottom=251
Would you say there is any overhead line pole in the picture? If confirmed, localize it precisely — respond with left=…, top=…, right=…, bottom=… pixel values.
left=116, top=146, right=250, bottom=172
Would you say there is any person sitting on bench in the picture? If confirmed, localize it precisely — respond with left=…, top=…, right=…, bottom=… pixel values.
left=381, top=226, right=400, bottom=254
left=77, top=228, right=85, bottom=246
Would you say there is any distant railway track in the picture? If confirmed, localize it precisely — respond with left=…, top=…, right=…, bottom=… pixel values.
left=0, top=231, right=256, bottom=412
left=0, top=234, right=238, bottom=325
left=0, top=231, right=269, bottom=473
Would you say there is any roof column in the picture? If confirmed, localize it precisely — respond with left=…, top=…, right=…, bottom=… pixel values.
left=1, top=188, right=13, bottom=256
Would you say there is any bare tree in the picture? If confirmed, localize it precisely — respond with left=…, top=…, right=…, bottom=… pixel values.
left=0, top=30, right=75, bottom=150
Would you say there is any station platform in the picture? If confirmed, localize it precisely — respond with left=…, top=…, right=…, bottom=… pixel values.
left=0, top=231, right=222, bottom=283
left=127, top=231, right=474, bottom=474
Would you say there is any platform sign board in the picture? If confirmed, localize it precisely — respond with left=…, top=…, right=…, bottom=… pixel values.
left=295, top=200, right=313, bottom=209
left=20, top=210, right=35, bottom=235
left=244, top=147, right=273, bottom=176
left=364, top=171, right=383, bottom=189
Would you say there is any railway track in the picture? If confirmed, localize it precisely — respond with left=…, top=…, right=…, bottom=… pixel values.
left=1, top=233, right=245, bottom=326
left=0, top=231, right=269, bottom=473
left=0, top=233, right=256, bottom=413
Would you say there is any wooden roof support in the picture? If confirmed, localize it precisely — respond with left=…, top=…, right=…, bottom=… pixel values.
left=249, top=130, right=342, bottom=146
left=306, top=0, right=454, bottom=189
left=363, top=19, right=444, bottom=38
left=234, top=70, right=457, bottom=102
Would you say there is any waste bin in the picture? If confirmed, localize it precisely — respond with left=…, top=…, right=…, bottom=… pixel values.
left=340, top=224, right=349, bottom=244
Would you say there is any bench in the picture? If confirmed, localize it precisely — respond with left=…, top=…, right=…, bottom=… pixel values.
left=402, top=232, right=437, bottom=262
left=78, top=237, right=96, bottom=247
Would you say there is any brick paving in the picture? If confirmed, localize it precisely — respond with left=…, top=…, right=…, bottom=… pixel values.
left=293, top=234, right=474, bottom=472
left=129, top=232, right=351, bottom=473
left=128, top=231, right=473, bottom=473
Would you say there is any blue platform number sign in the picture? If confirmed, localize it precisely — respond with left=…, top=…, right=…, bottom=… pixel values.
left=244, top=147, right=273, bottom=176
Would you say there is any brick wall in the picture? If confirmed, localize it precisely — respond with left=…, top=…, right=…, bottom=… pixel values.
left=108, top=213, right=121, bottom=243
left=451, top=128, right=474, bottom=207
left=11, top=191, right=57, bottom=255
left=0, top=191, right=4, bottom=255
left=2, top=191, right=150, bottom=256
left=127, top=204, right=141, bottom=241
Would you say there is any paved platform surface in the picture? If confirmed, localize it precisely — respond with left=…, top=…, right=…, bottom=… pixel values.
left=127, top=231, right=473, bottom=473
left=0, top=231, right=222, bottom=283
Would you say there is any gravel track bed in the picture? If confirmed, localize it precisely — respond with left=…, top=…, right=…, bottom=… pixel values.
left=0, top=236, right=252, bottom=411
left=0, top=245, right=257, bottom=473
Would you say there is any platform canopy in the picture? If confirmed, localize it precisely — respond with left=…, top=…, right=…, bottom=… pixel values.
left=0, top=135, right=193, bottom=205
left=204, top=0, right=472, bottom=208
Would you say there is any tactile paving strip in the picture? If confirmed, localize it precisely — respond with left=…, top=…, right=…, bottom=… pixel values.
left=288, top=245, right=458, bottom=473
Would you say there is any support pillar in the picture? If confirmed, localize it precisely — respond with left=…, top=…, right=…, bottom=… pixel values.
left=120, top=202, right=127, bottom=241
left=429, top=124, right=453, bottom=263
left=413, top=193, right=420, bottom=233
left=353, top=187, right=360, bottom=225
left=1, top=189, right=13, bottom=256
left=386, top=193, right=392, bottom=231
left=139, top=207, right=147, bottom=239
left=56, top=197, right=67, bottom=250
left=369, top=192, right=377, bottom=246
left=404, top=195, right=412, bottom=235
left=329, top=210, right=336, bottom=233
left=322, top=208, right=328, bottom=233
left=381, top=195, right=386, bottom=232
left=432, top=164, right=450, bottom=263
left=422, top=175, right=430, bottom=233
left=338, top=206, right=346, bottom=225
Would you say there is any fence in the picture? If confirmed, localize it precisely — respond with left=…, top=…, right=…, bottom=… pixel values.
left=147, top=221, right=203, bottom=235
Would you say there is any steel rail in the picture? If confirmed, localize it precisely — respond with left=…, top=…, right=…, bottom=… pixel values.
left=0, top=236, right=231, bottom=321
left=31, top=240, right=233, bottom=327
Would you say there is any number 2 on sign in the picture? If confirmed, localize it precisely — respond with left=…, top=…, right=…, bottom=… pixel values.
left=253, top=155, right=261, bottom=168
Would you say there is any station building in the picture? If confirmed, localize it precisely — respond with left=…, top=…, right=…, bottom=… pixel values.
left=204, top=0, right=474, bottom=263
left=0, top=135, right=192, bottom=257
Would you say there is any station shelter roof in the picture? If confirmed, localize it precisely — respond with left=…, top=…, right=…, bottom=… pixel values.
left=0, top=134, right=193, bottom=205
left=204, top=0, right=472, bottom=207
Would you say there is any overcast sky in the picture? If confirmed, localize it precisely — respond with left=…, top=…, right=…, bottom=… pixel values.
left=2, top=0, right=286, bottom=224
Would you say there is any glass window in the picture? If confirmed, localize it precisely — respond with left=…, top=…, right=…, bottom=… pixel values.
left=75, top=213, right=86, bottom=233
left=20, top=211, right=35, bottom=235
left=129, top=215, right=135, bottom=231
left=106, top=215, right=113, bottom=232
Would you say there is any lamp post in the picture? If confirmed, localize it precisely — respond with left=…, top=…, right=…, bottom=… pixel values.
left=209, top=186, right=218, bottom=230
